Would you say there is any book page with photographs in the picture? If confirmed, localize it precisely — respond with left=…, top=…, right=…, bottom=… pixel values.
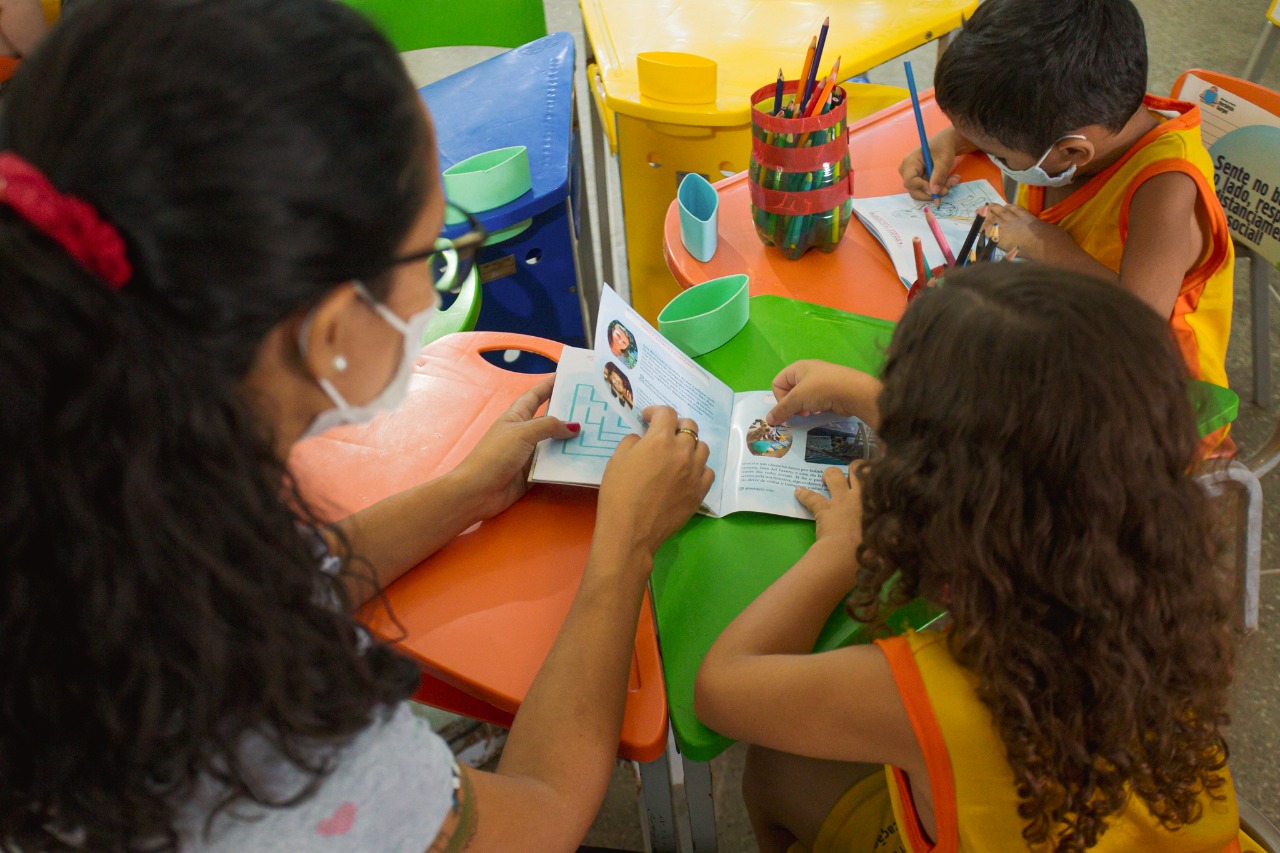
left=593, top=285, right=734, bottom=513
left=719, top=391, right=879, bottom=519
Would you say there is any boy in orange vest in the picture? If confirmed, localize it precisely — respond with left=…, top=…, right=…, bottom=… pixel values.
left=900, top=0, right=1234, bottom=428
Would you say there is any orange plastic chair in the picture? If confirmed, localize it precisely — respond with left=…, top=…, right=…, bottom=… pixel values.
left=287, top=331, right=668, bottom=762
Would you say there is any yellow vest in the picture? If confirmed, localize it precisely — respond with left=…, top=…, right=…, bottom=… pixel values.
left=876, top=630, right=1242, bottom=852
left=1017, top=95, right=1234, bottom=394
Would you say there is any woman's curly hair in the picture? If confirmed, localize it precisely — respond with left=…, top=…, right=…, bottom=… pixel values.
left=848, top=264, right=1234, bottom=851
left=0, top=0, right=429, bottom=849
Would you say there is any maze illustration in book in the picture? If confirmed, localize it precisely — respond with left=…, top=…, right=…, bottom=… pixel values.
left=562, top=383, right=631, bottom=458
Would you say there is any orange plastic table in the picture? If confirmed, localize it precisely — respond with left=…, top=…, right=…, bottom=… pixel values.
left=663, top=90, right=1004, bottom=321
left=288, top=331, right=668, bottom=762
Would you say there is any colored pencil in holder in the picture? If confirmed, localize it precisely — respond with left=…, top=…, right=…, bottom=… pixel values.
left=912, top=236, right=926, bottom=289
left=979, top=235, right=1000, bottom=263
left=803, top=17, right=830, bottom=111
left=797, top=36, right=817, bottom=113
left=955, top=206, right=986, bottom=268
left=806, top=58, right=840, bottom=118
left=773, top=68, right=785, bottom=115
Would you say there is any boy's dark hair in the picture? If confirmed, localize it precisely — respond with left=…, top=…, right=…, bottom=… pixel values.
left=935, top=0, right=1148, bottom=154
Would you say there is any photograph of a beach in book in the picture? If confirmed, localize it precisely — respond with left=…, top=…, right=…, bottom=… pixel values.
left=804, top=420, right=877, bottom=465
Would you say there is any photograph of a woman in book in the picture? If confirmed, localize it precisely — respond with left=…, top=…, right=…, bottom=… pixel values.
left=607, top=320, right=639, bottom=368
left=604, top=361, right=634, bottom=409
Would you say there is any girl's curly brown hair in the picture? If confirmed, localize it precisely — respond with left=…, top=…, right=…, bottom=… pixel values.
left=848, top=264, right=1233, bottom=851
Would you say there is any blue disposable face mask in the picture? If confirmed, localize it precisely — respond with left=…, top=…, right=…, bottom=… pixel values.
left=988, top=135, right=1087, bottom=188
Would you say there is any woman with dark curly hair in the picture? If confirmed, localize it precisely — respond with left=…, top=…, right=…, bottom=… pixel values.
left=695, top=264, right=1242, bottom=852
left=0, top=0, right=713, bottom=850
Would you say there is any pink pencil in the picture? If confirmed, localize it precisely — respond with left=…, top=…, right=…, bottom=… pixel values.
left=922, top=207, right=955, bottom=266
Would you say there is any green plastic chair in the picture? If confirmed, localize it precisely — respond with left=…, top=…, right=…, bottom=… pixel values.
left=341, top=0, right=547, bottom=52
left=422, top=239, right=483, bottom=345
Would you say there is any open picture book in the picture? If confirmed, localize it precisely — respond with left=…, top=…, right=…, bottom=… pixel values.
left=850, top=179, right=1005, bottom=286
left=529, top=285, right=878, bottom=519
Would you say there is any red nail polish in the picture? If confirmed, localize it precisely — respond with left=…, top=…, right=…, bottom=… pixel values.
left=566, top=422, right=581, bottom=433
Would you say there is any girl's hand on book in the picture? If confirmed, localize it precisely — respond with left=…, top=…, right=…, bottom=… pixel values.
left=795, top=464, right=863, bottom=551
left=900, top=127, right=966, bottom=201
left=767, top=360, right=881, bottom=429
left=598, top=406, right=714, bottom=556
left=452, top=377, right=581, bottom=522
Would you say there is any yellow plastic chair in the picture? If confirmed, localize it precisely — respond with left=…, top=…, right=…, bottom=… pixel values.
left=580, top=0, right=977, bottom=322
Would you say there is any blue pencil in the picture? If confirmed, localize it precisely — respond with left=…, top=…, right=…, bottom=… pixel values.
left=903, top=60, right=938, bottom=206
left=803, top=16, right=830, bottom=113
left=772, top=68, right=784, bottom=115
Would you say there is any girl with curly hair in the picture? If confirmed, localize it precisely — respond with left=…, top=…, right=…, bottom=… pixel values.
left=695, top=263, right=1242, bottom=852
left=0, top=0, right=713, bottom=850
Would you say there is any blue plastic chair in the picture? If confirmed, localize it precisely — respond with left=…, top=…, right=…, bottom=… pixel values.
left=421, top=32, right=594, bottom=370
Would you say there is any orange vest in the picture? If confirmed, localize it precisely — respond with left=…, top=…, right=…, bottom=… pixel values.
left=1017, top=95, right=1234, bottom=394
left=876, top=630, right=1243, bottom=852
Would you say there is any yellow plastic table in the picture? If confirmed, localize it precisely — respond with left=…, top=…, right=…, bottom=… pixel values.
left=581, top=0, right=979, bottom=322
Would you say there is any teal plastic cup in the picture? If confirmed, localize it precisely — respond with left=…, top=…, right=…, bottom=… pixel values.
left=657, top=274, right=750, bottom=357
left=442, top=146, right=531, bottom=223
left=677, top=172, right=719, bottom=262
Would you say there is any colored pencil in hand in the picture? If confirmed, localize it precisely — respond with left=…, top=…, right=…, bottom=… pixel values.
left=904, top=60, right=937, bottom=206
left=922, top=207, right=955, bottom=266
left=955, top=205, right=987, bottom=267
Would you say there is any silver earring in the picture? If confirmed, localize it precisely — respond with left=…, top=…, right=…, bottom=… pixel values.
left=333, top=354, right=348, bottom=372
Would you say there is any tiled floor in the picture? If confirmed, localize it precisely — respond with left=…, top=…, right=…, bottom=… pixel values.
left=405, top=1, right=1280, bottom=848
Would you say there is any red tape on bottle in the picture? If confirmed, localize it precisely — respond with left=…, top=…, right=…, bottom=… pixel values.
left=750, top=134, right=849, bottom=172
left=749, top=174, right=855, bottom=216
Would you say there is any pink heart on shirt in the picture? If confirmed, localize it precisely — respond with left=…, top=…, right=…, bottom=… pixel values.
left=315, top=802, right=358, bottom=837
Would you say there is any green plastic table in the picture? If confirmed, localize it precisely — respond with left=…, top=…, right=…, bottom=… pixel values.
left=651, top=294, right=944, bottom=761
left=652, top=296, right=1240, bottom=762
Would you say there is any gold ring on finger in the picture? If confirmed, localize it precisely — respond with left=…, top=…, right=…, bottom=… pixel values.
left=675, top=427, right=699, bottom=441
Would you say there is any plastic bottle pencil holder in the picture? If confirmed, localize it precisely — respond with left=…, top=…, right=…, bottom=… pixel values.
left=748, top=80, right=854, bottom=261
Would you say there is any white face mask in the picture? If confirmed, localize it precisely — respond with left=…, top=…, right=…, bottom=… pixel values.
left=988, top=135, right=1087, bottom=188
left=300, top=282, right=437, bottom=438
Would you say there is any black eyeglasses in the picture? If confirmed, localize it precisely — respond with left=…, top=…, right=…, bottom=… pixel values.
left=392, top=202, right=488, bottom=293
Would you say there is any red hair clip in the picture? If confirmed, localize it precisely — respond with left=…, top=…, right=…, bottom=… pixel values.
left=0, top=152, right=132, bottom=290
